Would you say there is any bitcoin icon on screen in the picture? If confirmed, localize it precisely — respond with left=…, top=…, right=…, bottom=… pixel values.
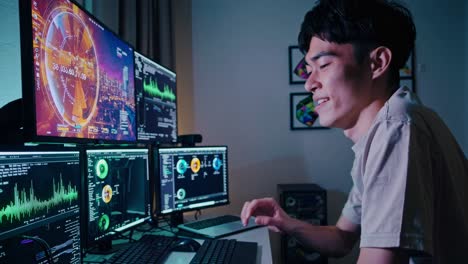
left=190, top=158, right=201, bottom=173
left=102, top=185, right=113, bottom=203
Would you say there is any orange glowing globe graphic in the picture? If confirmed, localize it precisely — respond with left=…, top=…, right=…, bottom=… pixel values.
left=43, top=8, right=99, bottom=128
left=190, top=158, right=201, bottom=173
left=102, top=185, right=113, bottom=204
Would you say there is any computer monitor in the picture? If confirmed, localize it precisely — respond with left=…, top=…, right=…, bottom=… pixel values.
left=134, top=51, right=177, bottom=144
left=85, top=148, right=151, bottom=248
left=0, top=147, right=82, bottom=263
left=155, top=146, right=229, bottom=215
left=19, top=0, right=136, bottom=144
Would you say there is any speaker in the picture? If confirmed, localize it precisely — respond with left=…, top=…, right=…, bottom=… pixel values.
left=278, top=184, right=327, bottom=264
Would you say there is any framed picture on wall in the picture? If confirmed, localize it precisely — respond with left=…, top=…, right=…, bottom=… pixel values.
left=288, top=46, right=307, bottom=84
left=290, top=92, right=328, bottom=130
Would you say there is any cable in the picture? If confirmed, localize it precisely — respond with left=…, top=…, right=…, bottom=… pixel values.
left=194, top=209, right=202, bottom=220
left=21, top=235, right=53, bottom=264
left=112, top=229, right=137, bottom=243
left=154, top=215, right=178, bottom=235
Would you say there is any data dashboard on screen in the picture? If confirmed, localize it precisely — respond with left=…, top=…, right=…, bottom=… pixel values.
left=23, top=0, right=136, bottom=142
left=86, top=148, right=150, bottom=243
left=134, top=51, right=177, bottom=143
left=156, top=146, right=228, bottom=214
left=0, top=149, right=81, bottom=264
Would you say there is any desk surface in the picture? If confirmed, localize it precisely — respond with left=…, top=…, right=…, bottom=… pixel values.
left=84, top=225, right=272, bottom=264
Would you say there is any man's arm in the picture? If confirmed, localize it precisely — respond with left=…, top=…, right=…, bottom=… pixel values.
left=357, top=248, right=409, bottom=264
left=291, top=216, right=409, bottom=262
left=287, top=215, right=360, bottom=257
left=241, top=198, right=360, bottom=257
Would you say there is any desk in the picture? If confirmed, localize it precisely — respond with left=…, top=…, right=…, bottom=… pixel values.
left=83, top=225, right=272, bottom=264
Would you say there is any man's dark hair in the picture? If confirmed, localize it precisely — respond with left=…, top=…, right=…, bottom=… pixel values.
left=298, top=0, right=416, bottom=89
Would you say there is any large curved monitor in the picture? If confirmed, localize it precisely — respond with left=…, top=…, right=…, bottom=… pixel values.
left=19, top=0, right=136, bottom=143
left=0, top=146, right=81, bottom=263
left=134, top=51, right=177, bottom=144
left=155, top=146, right=229, bottom=215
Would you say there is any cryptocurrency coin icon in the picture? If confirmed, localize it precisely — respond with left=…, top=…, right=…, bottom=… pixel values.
left=176, top=188, right=186, bottom=200
left=190, top=158, right=201, bottom=173
left=102, top=185, right=113, bottom=203
left=98, top=214, right=110, bottom=231
left=212, top=157, right=222, bottom=171
left=176, top=159, right=188, bottom=174
left=285, top=197, right=296, bottom=207
left=95, top=159, right=109, bottom=179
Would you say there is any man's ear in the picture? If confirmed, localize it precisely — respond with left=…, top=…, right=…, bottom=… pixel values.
left=369, top=46, right=392, bottom=80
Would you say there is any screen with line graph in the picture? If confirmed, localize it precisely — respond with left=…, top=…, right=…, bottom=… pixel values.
left=134, top=51, right=177, bottom=143
left=85, top=148, right=151, bottom=244
left=0, top=149, right=81, bottom=263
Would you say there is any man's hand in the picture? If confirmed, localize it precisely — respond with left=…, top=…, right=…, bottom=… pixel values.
left=240, top=197, right=292, bottom=233
left=241, top=198, right=361, bottom=258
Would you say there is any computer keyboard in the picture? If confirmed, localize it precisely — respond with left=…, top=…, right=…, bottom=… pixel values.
left=190, top=239, right=258, bottom=264
left=184, top=215, right=241, bottom=230
left=107, top=234, right=177, bottom=264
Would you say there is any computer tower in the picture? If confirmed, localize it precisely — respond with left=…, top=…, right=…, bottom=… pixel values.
left=278, top=184, right=328, bottom=264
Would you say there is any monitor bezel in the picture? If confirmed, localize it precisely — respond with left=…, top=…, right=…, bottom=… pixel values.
left=18, top=0, right=138, bottom=145
left=153, top=145, right=230, bottom=216
left=82, top=145, right=152, bottom=248
left=133, top=50, right=178, bottom=144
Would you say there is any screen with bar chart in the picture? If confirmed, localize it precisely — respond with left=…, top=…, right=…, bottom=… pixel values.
left=0, top=148, right=82, bottom=264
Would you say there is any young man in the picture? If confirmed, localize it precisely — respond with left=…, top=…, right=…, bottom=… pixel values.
left=240, top=0, right=468, bottom=263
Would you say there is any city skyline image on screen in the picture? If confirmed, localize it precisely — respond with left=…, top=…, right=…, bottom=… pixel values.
left=31, top=0, right=136, bottom=142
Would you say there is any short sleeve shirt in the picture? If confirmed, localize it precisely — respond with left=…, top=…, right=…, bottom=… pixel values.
left=342, top=86, right=468, bottom=263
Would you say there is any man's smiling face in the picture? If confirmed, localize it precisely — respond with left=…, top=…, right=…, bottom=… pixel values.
left=303, top=37, right=374, bottom=130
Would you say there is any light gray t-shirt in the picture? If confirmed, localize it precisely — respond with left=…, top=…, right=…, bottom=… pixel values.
left=342, top=86, right=468, bottom=263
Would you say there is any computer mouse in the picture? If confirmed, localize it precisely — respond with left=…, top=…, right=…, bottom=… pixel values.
left=171, top=238, right=201, bottom=252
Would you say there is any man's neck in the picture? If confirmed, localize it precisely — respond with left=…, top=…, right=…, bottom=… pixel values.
left=343, top=100, right=385, bottom=143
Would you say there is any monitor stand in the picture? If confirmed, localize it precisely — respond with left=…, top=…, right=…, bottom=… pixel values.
left=170, top=212, right=184, bottom=226
left=87, top=236, right=127, bottom=255
left=97, top=238, right=113, bottom=252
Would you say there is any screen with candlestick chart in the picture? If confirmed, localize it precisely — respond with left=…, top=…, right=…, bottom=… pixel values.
left=0, top=148, right=81, bottom=263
